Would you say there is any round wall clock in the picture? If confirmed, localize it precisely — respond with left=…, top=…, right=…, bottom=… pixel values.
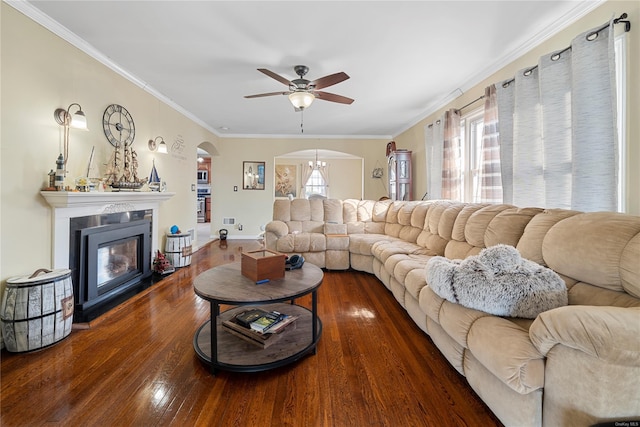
left=102, top=104, right=135, bottom=147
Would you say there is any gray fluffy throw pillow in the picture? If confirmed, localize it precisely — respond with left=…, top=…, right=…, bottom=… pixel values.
left=426, top=244, right=567, bottom=319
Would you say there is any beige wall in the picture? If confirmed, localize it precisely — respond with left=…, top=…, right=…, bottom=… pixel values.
left=208, top=137, right=388, bottom=239
left=394, top=0, right=640, bottom=215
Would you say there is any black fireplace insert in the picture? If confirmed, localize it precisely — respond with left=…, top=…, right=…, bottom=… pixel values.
left=70, top=210, right=152, bottom=322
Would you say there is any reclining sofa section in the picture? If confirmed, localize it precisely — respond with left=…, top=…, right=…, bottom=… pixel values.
left=265, top=198, right=640, bottom=427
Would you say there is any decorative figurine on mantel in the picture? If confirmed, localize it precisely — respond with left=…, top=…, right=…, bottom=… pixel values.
left=44, top=169, right=56, bottom=191
left=55, top=154, right=65, bottom=191
left=103, top=145, right=147, bottom=191
left=148, top=159, right=161, bottom=192
left=102, top=103, right=147, bottom=191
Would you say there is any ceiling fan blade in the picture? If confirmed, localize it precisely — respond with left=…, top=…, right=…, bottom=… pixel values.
left=257, top=68, right=292, bottom=86
left=310, top=72, right=350, bottom=90
left=314, top=91, right=354, bottom=105
left=244, top=91, right=289, bottom=99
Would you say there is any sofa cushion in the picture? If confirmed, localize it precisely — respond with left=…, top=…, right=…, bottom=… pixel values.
left=349, top=233, right=391, bottom=256
left=404, top=262, right=431, bottom=300
left=323, top=199, right=344, bottom=223
left=516, top=209, right=580, bottom=266
left=291, top=199, right=312, bottom=221
left=365, top=221, right=386, bottom=234
left=485, top=207, right=543, bottom=248
left=372, top=239, right=430, bottom=263
left=568, top=282, right=640, bottom=308
left=275, top=232, right=326, bottom=253
left=393, top=255, right=431, bottom=293
left=464, top=204, right=514, bottom=248
left=543, top=212, right=640, bottom=294
left=302, top=220, right=324, bottom=233
left=621, top=233, right=640, bottom=298
left=451, top=204, right=487, bottom=242
left=273, top=199, right=291, bottom=221
left=444, top=240, right=478, bottom=260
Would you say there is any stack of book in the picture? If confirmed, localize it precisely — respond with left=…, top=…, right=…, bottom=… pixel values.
left=222, top=308, right=297, bottom=348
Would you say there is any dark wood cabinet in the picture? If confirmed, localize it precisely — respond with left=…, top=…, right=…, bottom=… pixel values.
left=388, top=150, right=412, bottom=201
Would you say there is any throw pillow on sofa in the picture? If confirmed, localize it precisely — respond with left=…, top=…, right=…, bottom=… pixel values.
left=426, top=244, right=568, bottom=318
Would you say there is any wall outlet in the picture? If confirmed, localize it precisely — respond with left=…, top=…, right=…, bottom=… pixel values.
left=237, top=224, right=243, bottom=231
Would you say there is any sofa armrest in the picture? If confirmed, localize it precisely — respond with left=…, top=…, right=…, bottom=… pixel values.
left=265, top=220, right=289, bottom=238
left=530, top=306, right=640, bottom=366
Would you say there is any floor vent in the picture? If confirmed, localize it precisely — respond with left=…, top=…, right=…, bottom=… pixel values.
left=223, top=217, right=235, bottom=225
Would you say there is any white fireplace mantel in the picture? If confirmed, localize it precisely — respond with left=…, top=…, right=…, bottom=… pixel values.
left=41, top=191, right=175, bottom=269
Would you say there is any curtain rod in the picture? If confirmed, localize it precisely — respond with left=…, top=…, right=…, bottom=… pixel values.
left=457, top=95, right=485, bottom=112
left=427, top=13, right=631, bottom=128
left=502, top=13, right=630, bottom=87
left=427, top=95, right=484, bottom=127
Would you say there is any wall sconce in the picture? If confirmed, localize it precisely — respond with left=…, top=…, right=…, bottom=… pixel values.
left=148, top=136, right=168, bottom=154
left=53, top=103, right=88, bottom=175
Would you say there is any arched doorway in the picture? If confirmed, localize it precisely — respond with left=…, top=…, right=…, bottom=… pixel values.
left=275, top=149, right=364, bottom=200
left=195, top=141, right=217, bottom=250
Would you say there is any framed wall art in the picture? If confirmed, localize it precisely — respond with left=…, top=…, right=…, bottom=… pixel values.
left=243, top=161, right=265, bottom=190
left=275, top=164, right=297, bottom=198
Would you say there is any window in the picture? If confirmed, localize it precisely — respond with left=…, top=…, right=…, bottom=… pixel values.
left=459, top=109, right=484, bottom=203
left=446, top=33, right=626, bottom=209
left=304, top=169, right=327, bottom=198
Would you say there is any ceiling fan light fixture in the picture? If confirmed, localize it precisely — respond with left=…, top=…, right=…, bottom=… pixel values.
left=289, top=91, right=315, bottom=110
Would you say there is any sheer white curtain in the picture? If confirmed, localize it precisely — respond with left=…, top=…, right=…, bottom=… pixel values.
left=318, top=164, right=329, bottom=192
left=300, top=163, right=313, bottom=197
left=424, top=117, right=444, bottom=200
left=496, top=19, right=618, bottom=211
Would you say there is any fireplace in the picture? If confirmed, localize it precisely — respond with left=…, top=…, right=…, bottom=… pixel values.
left=70, top=211, right=152, bottom=322
left=41, top=191, right=175, bottom=322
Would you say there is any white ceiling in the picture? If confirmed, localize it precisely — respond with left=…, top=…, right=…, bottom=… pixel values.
left=17, top=1, right=602, bottom=139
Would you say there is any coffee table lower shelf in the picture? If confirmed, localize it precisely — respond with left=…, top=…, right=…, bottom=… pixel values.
left=193, top=303, right=322, bottom=373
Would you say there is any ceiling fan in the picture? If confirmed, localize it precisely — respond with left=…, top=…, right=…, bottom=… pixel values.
left=245, top=65, right=354, bottom=111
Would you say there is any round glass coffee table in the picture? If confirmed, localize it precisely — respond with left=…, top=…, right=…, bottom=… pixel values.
left=193, top=262, right=323, bottom=374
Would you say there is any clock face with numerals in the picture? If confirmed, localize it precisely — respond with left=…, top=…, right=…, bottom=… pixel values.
left=102, top=104, right=135, bottom=147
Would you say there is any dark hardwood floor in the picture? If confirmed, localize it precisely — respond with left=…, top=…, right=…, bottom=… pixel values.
left=1, top=240, right=502, bottom=426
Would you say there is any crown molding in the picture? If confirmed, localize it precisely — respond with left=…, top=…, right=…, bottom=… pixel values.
left=5, top=0, right=221, bottom=137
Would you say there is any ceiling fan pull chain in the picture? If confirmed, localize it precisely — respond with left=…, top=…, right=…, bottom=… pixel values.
left=301, top=110, right=304, bottom=134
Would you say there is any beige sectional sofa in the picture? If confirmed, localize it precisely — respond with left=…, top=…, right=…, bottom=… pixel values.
left=265, top=198, right=640, bottom=427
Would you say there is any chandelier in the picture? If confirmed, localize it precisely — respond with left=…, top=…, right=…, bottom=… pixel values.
left=308, top=150, right=326, bottom=169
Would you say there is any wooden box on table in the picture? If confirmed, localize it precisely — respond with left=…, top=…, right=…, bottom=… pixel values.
left=241, top=249, right=286, bottom=282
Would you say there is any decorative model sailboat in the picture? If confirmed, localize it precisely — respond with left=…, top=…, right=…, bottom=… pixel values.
left=148, top=159, right=161, bottom=191
left=104, top=145, right=147, bottom=191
